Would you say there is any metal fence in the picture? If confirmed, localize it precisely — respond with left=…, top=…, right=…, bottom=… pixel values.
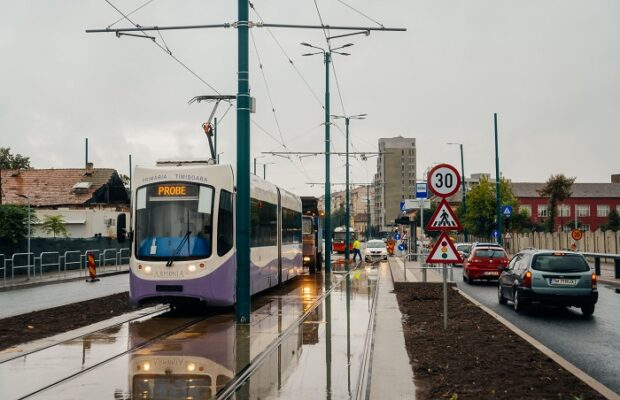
left=0, top=247, right=130, bottom=287
left=402, top=252, right=457, bottom=283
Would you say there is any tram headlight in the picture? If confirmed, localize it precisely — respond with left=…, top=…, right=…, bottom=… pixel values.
left=143, top=362, right=150, bottom=371
left=187, top=363, right=196, bottom=372
left=144, top=266, right=152, bottom=274
left=188, top=265, right=197, bottom=272
left=303, top=256, right=310, bottom=262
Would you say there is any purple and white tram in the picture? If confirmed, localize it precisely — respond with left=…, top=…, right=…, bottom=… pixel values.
left=121, top=159, right=302, bottom=306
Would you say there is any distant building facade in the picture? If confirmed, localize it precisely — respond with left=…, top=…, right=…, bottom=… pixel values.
left=511, top=177, right=620, bottom=232
left=0, top=163, right=130, bottom=238
left=373, top=137, right=417, bottom=232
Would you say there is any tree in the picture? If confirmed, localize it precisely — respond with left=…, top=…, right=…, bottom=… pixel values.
left=537, top=174, right=575, bottom=233
left=120, top=174, right=130, bottom=188
left=41, top=215, right=69, bottom=238
left=331, top=207, right=346, bottom=229
left=602, top=209, right=620, bottom=232
left=0, top=205, right=29, bottom=244
left=462, top=177, right=517, bottom=237
left=0, top=147, right=32, bottom=169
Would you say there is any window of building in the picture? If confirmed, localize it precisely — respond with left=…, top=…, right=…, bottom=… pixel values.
left=576, top=205, right=590, bottom=217
left=581, top=224, right=591, bottom=231
left=597, top=205, right=610, bottom=217
left=519, top=205, right=531, bottom=217
left=557, top=205, right=570, bottom=217
left=537, top=205, right=548, bottom=217
left=562, top=225, right=572, bottom=232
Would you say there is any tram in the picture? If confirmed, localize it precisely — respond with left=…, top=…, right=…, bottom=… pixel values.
left=301, top=196, right=323, bottom=274
left=332, top=226, right=356, bottom=253
left=117, top=159, right=303, bottom=306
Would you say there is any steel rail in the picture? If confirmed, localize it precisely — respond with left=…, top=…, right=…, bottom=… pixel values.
left=355, top=267, right=380, bottom=400
left=19, top=314, right=210, bottom=400
left=216, top=269, right=358, bottom=399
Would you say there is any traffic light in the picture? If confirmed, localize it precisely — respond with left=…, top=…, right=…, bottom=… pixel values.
left=395, top=216, right=410, bottom=225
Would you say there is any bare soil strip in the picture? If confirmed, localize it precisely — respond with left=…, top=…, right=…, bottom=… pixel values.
left=0, top=292, right=138, bottom=352
left=394, top=283, right=606, bottom=400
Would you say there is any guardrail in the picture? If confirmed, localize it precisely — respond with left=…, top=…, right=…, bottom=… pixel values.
left=580, top=252, right=620, bottom=279
left=402, top=252, right=456, bottom=283
left=0, top=247, right=129, bottom=287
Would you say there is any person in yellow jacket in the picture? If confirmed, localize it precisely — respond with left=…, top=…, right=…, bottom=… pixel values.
left=352, top=239, right=362, bottom=262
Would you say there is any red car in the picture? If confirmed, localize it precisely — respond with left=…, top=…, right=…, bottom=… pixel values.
left=463, top=246, right=509, bottom=284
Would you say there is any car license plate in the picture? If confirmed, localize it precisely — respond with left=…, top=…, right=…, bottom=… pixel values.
left=550, top=278, right=577, bottom=286
left=484, top=271, right=499, bottom=276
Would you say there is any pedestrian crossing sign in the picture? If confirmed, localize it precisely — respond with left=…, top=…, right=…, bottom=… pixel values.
left=425, top=198, right=462, bottom=231
left=426, top=232, right=463, bottom=264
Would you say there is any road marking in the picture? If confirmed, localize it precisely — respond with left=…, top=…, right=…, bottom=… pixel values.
left=456, top=288, right=619, bottom=400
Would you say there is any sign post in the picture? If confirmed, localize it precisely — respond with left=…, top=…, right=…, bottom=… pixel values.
left=426, top=163, right=463, bottom=330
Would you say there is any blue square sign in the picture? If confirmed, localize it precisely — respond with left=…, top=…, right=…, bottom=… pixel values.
left=416, top=182, right=427, bottom=199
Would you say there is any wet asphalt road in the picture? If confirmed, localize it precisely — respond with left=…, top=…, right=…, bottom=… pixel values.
left=456, top=276, right=620, bottom=395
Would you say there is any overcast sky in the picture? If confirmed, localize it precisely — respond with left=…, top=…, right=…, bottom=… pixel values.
left=1, top=0, right=619, bottom=197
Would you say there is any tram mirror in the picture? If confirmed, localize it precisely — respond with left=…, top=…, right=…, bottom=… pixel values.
left=117, top=213, right=127, bottom=243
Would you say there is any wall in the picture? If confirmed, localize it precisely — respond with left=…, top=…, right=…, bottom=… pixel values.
left=31, top=208, right=128, bottom=239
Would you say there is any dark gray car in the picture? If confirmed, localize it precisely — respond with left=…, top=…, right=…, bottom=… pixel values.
left=498, top=249, right=598, bottom=316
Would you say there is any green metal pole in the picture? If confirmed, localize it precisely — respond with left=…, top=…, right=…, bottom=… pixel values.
left=254, top=158, right=256, bottom=175
left=236, top=0, right=251, bottom=324
left=494, top=113, right=502, bottom=245
left=366, top=185, right=370, bottom=241
left=214, top=117, right=218, bottom=164
left=85, top=138, right=88, bottom=168
left=324, top=51, right=332, bottom=274
left=129, top=154, right=132, bottom=196
left=460, top=144, right=468, bottom=242
left=263, top=163, right=266, bottom=180
left=345, top=117, right=350, bottom=268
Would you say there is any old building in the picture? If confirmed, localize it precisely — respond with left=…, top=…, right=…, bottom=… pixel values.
left=511, top=177, right=620, bottom=232
left=0, top=163, right=130, bottom=238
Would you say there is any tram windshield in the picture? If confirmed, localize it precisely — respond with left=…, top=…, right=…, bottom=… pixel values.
left=135, top=182, right=214, bottom=260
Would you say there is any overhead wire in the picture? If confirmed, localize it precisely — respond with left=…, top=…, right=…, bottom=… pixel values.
left=249, top=2, right=325, bottom=110
left=250, top=30, right=287, bottom=148
left=335, top=0, right=385, bottom=28
left=106, top=0, right=157, bottom=29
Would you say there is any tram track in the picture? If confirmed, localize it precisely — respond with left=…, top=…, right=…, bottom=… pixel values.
left=216, top=262, right=374, bottom=400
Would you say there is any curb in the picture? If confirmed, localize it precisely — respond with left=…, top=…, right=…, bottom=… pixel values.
left=456, top=288, right=619, bottom=400
left=0, top=270, right=129, bottom=292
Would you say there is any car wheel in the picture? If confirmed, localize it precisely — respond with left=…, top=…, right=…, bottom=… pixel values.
left=498, top=284, right=507, bottom=305
left=462, top=274, right=468, bottom=283
left=513, top=288, right=525, bottom=312
left=581, top=304, right=595, bottom=317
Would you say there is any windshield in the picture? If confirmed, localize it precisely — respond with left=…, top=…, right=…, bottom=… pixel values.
left=133, top=375, right=212, bottom=399
left=333, top=232, right=355, bottom=242
left=457, top=244, right=471, bottom=253
left=366, top=241, right=385, bottom=249
left=474, top=249, right=507, bottom=258
left=532, top=254, right=590, bottom=272
left=135, top=182, right=214, bottom=260
left=302, top=217, right=313, bottom=235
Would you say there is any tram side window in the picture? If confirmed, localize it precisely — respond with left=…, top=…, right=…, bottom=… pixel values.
left=282, top=208, right=302, bottom=244
left=250, top=198, right=277, bottom=247
left=217, top=190, right=234, bottom=256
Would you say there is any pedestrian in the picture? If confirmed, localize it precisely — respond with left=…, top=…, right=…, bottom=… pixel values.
left=353, top=238, right=362, bottom=262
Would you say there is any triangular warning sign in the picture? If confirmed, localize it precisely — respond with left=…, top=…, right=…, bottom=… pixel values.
left=425, top=198, right=462, bottom=231
left=426, top=232, right=463, bottom=264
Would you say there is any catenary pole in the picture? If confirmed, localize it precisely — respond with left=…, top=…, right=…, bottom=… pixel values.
left=345, top=117, right=350, bottom=266
left=236, top=0, right=251, bottom=323
left=494, top=113, right=502, bottom=245
left=324, top=51, right=332, bottom=274
left=459, top=144, right=467, bottom=241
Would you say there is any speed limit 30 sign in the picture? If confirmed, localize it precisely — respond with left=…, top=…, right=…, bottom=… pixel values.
left=427, top=163, right=461, bottom=197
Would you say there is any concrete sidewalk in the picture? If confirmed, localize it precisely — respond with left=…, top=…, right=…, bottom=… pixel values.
left=0, top=269, right=129, bottom=319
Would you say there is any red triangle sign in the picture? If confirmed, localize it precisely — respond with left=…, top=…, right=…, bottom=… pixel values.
left=425, top=198, right=462, bottom=231
left=426, top=232, right=463, bottom=264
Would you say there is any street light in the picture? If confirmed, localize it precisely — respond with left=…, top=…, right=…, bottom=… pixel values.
left=16, top=194, right=31, bottom=278
left=332, top=113, right=366, bottom=267
left=447, top=142, right=468, bottom=241
left=301, top=41, right=354, bottom=274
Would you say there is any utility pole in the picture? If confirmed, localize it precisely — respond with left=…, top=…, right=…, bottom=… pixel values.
left=366, top=185, right=371, bottom=240
left=214, top=117, right=218, bottom=163
left=494, top=113, right=502, bottom=245
left=448, top=142, right=467, bottom=241
left=332, top=113, right=366, bottom=268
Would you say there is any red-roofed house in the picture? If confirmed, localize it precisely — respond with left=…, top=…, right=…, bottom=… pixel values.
left=0, top=163, right=129, bottom=238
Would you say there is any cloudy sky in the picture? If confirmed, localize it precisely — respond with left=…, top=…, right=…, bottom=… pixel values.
left=1, top=0, right=619, bottom=197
